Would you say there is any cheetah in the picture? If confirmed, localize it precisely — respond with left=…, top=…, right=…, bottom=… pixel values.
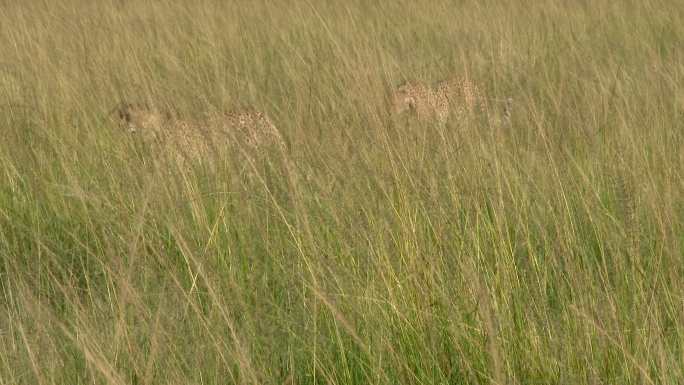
left=436, top=76, right=487, bottom=120
left=391, top=76, right=512, bottom=126
left=208, top=109, right=284, bottom=151
left=391, top=80, right=450, bottom=124
left=110, top=102, right=168, bottom=135
left=111, top=102, right=212, bottom=166
left=439, top=77, right=513, bottom=126
left=111, top=102, right=283, bottom=167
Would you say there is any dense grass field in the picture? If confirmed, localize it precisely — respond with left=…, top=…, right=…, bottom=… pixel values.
left=1, top=0, right=683, bottom=384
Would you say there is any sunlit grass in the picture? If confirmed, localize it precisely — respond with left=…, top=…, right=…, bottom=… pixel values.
left=1, top=0, right=682, bottom=384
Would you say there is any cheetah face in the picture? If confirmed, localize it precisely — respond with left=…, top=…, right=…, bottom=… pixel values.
left=391, top=85, right=419, bottom=115
left=111, top=102, right=164, bottom=134
left=115, top=106, right=138, bottom=133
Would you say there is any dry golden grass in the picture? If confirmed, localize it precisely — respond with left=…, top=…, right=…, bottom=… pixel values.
left=0, top=1, right=682, bottom=384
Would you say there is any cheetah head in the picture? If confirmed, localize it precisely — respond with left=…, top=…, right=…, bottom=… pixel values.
left=111, top=102, right=165, bottom=134
left=391, top=82, right=422, bottom=116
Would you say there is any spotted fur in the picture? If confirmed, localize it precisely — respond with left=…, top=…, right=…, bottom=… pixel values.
left=111, top=102, right=282, bottom=167
left=391, top=76, right=512, bottom=126
left=210, top=109, right=284, bottom=150
left=436, top=76, right=487, bottom=121
left=391, top=81, right=450, bottom=124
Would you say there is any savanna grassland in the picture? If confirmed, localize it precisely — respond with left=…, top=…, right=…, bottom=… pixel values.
left=1, top=0, right=683, bottom=384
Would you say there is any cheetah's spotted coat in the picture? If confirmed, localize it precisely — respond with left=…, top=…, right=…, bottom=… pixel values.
left=111, top=102, right=283, bottom=167
left=209, top=109, right=283, bottom=150
left=391, top=76, right=511, bottom=126
left=391, top=81, right=450, bottom=123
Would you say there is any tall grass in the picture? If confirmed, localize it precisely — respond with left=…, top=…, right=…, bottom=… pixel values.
left=1, top=0, right=683, bottom=384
